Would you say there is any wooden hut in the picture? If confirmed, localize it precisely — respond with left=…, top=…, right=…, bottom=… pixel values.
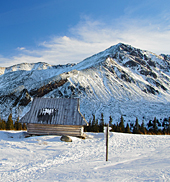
left=20, top=98, right=88, bottom=137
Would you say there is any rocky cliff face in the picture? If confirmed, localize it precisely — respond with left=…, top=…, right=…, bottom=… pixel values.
left=0, top=43, right=170, bottom=123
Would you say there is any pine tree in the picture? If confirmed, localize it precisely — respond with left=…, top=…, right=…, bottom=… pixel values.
left=167, top=117, right=170, bottom=134
left=0, top=118, right=2, bottom=130
left=140, top=121, right=147, bottom=134
left=115, top=122, right=120, bottom=132
left=6, top=113, right=14, bottom=130
left=88, top=119, right=91, bottom=126
left=22, top=123, right=27, bottom=130
left=109, top=116, right=113, bottom=126
left=92, top=114, right=95, bottom=127
left=119, top=115, right=125, bottom=133
left=93, top=119, right=99, bottom=132
left=125, top=123, right=131, bottom=133
left=130, top=122, right=134, bottom=131
left=1, top=120, right=6, bottom=130
left=14, top=117, right=22, bottom=130
left=99, top=113, right=104, bottom=132
left=152, top=117, right=158, bottom=134
left=0, top=119, right=6, bottom=130
left=88, top=119, right=92, bottom=131
left=111, top=124, right=117, bottom=132
left=89, top=114, right=99, bottom=132
left=133, top=117, right=140, bottom=134
left=162, top=118, right=168, bottom=134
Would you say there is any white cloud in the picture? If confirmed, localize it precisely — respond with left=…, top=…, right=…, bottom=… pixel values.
left=17, top=47, right=26, bottom=51
left=1, top=16, right=170, bottom=67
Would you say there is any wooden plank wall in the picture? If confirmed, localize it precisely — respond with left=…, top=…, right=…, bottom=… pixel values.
left=27, top=123, right=84, bottom=136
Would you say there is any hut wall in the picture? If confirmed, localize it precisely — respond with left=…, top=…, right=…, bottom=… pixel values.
left=27, top=123, right=84, bottom=136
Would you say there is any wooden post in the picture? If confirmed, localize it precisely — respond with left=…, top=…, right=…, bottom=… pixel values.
left=106, top=123, right=109, bottom=161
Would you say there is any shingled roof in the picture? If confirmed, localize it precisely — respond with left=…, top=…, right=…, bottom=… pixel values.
left=20, top=98, right=88, bottom=126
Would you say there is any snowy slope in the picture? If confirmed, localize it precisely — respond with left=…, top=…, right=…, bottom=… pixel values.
left=0, top=43, right=170, bottom=124
left=0, top=131, right=170, bottom=181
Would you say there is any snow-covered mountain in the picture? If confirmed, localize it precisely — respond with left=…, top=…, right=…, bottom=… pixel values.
left=1, top=43, right=170, bottom=124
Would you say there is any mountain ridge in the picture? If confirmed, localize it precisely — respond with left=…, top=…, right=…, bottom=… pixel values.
left=0, top=43, right=170, bottom=124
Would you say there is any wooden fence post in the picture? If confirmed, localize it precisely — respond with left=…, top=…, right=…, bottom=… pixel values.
left=106, top=123, right=109, bottom=161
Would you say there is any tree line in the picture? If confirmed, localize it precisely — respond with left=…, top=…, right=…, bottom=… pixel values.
left=1, top=112, right=170, bottom=135
left=84, top=114, right=170, bottom=135
left=0, top=114, right=27, bottom=130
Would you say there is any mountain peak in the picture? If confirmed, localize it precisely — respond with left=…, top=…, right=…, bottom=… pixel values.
left=73, top=43, right=149, bottom=71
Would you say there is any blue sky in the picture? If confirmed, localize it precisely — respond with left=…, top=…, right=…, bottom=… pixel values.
left=0, top=0, right=170, bottom=67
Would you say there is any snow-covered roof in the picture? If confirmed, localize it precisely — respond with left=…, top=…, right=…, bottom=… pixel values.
left=20, top=98, right=88, bottom=125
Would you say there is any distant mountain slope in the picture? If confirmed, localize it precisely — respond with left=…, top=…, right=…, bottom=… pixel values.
left=0, top=43, right=170, bottom=123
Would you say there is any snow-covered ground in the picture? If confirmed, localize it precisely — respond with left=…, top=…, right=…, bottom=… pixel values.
left=0, top=131, right=170, bottom=181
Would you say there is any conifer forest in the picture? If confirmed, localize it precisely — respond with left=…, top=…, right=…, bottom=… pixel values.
left=1, top=113, right=170, bottom=135
left=84, top=113, right=170, bottom=135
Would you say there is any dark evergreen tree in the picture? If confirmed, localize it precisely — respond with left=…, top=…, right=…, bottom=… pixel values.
left=119, top=116, right=125, bottom=132
left=111, top=124, right=117, bottom=132
left=125, top=123, right=131, bottom=133
left=133, top=117, right=140, bottom=134
left=6, top=113, right=14, bottom=130
left=1, top=120, right=6, bottom=130
left=0, top=118, right=2, bottom=130
left=167, top=117, right=170, bottom=134
left=162, top=118, right=168, bottom=134
left=86, top=114, right=99, bottom=132
left=22, top=123, right=27, bottom=130
left=130, top=122, right=134, bottom=131
left=99, top=113, right=104, bottom=132
left=115, top=122, right=120, bottom=132
left=152, top=117, right=158, bottom=134
left=162, top=117, right=170, bottom=134
left=140, top=121, right=146, bottom=134
left=109, top=115, right=113, bottom=126
left=14, top=117, right=22, bottom=130
left=92, top=114, right=96, bottom=127
left=0, top=118, right=6, bottom=130
left=93, top=119, right=99, bottom=132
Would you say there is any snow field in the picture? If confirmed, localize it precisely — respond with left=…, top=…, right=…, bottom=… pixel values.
left=0, top=131, right=170, bottom=181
